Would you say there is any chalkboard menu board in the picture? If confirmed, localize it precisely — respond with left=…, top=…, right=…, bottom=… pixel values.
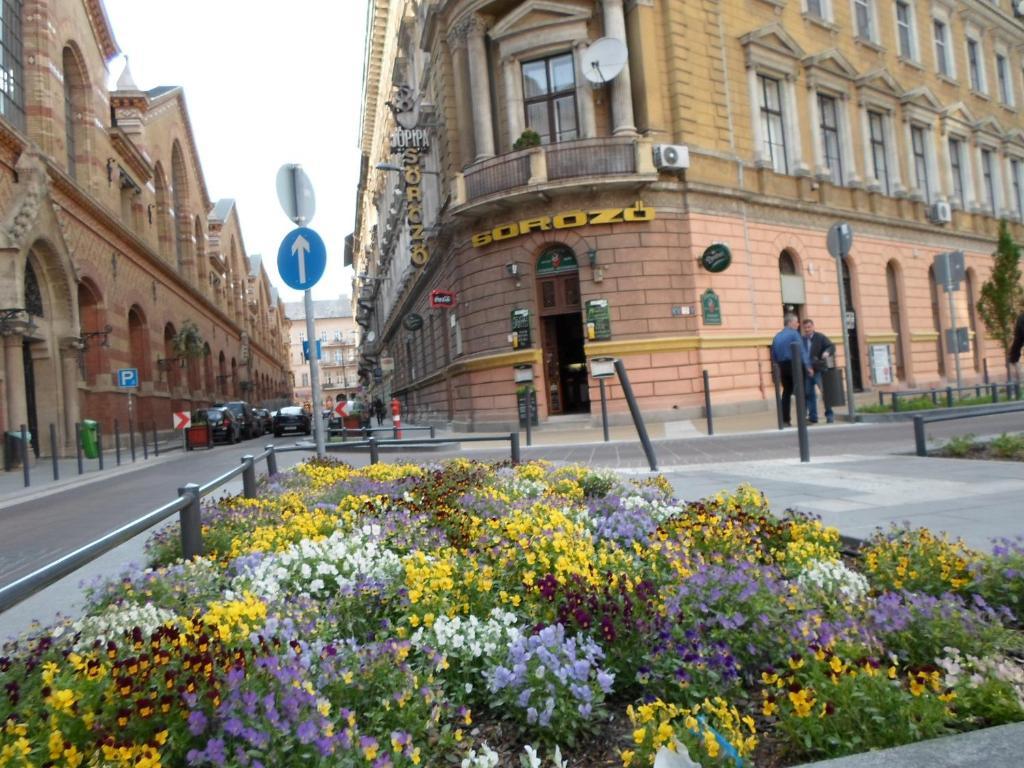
left=585, top=299, right=612, bottom=340
left=510, top=308, right=531, bottom=348
left=517, top=389, right=539, bottom=426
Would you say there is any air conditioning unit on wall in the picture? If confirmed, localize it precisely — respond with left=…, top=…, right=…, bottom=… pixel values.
left=928, top=201, right=952, bottom=224
left=1014, top=0, right=1024, bottom=18
left=653, top=144, right=690, bottom=171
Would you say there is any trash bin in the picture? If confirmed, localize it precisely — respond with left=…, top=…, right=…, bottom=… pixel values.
left=80, top=419, right=99, bottom=459
left=822, top=367, right=845, bottom=409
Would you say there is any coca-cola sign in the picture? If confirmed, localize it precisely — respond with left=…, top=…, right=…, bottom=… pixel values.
left=429, top=290, right=456, bottom=309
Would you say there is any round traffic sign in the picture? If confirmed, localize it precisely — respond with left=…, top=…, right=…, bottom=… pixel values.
left=826, top=222, right=853, bottom=259
left=277, top=227, right=327, bottom=291
left=276, top=164, right=316, bottom=225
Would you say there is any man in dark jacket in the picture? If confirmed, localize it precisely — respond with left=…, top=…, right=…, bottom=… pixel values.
left=802, top=318, right=836, bottom=423
left=1010, top=311, right=1024, bottom=383
left=771, top=313, right=811, bottom=427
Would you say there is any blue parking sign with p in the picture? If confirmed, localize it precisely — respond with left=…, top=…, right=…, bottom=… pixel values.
left=117, top=368, right=139, bottom=388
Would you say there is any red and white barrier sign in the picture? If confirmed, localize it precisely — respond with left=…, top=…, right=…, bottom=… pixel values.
left=173, top=411, right=192, bottom=430
left=334, top=400, right=351, bottom=417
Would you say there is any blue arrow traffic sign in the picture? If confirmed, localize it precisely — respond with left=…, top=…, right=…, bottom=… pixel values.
left=277, top=227, right=327, bottom=291
left=116, top=368, right=139, bottom=388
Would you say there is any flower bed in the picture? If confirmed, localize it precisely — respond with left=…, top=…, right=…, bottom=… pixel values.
left=2, top=458, right=1024, bottom=767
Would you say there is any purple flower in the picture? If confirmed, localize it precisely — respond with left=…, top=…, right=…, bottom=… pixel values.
left=188, top=710, right=208, bottom=736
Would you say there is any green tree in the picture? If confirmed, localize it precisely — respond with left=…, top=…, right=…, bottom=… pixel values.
left=976, top=220, right=1023, bottom=363
left=172, top=320, right=207, bottom=361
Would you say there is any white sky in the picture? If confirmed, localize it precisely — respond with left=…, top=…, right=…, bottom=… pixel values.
left=102, top=0, right=369, bottom=304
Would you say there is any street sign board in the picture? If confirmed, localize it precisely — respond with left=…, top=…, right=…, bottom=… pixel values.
left=430, top=290, right=456, bottom=308
left=826, top=222, right=853, bottom=259
left=116, top=368, right=139, bottom=388
left=933, top=251, right=965, bottom=291
left=277, top=227, right=327, bottom=291
left=334, top=400, right=351, bottom=417
left=173, top=411, right=191, bottom=430
left=380, top=356, right=395, bottom=373
left=275, top=164, right=316, bottom=225
left=302, top=339, right=322, bottom=361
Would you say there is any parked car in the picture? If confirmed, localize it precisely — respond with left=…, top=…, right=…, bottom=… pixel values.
left=206, top=407, right=241, bottom=444
left=254, top=408, right=273, bottom=435
left=217, top=401, right=256, bottom=439
left=273, top=406, right=311, bottom=437
left=249, top=408, right=264, bottom=439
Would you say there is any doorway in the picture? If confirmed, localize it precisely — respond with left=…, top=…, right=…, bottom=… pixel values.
left=841, top=260, right=864, bottom=390
left=536, top=245, right=589, bottom=416
left=22, top=339, right=39, bottom=457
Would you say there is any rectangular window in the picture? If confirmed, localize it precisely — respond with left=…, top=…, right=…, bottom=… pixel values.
left=911, top=125, right=930, bottom=201
left=967, top=39, right=983, bottom=92
left=1011, top=159, right=1023, bottom=219
left=934, top=20, right=950, bottom=76
left=758, top=75, right=788, bottom=174
left=806, top=0, right=824, bottom=17
left=896, top=0, right=914, bottom=59
left=981, top=149, right=996, bottom=212
left=948, top=137, right=965, bottom=206
left=868, top=111, right=890, bottom=194
left=522, top=53, right=578, bottom=145
left=818, top=94, right=844, bottom=184
left=855, top=0, right=874, bottom=40
left=997, top=54, right=1012, bottom=104
left=301, top=373, right=309, bottom=387
left=0, top=0, right=24, bottom=131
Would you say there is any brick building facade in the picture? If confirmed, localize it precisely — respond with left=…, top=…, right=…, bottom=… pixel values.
left=353, top=0, right=1024, bottom=430
left=0, top=0, right=290, bottom=459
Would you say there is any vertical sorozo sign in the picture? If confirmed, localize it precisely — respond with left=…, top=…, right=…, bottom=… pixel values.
left=276, top=164, right=327, bottom=456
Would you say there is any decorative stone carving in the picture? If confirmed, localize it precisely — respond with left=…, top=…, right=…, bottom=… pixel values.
left=5, top=152, right=50, bottom=248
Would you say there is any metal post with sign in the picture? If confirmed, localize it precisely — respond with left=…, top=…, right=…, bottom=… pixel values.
left=826, top=222, right=857, bottom=421
left=590, top=357, right=616, bottom=442
left=276, top=164, right=326, bottom=456
left=934, top=251, right=965, bottom=391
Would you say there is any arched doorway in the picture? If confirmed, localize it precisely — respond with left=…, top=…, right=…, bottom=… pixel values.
left=203, top=343, right=214, bottom=395
left=536, top=244, right=588, bottom=415
left=218, top=351, right=227, bottom=399
left=778, top=250, right=805, bottom=318
left=840, top=259, right=864, bottom=390
left=928, top=265, right=946, bottom=377
left=77, top=280, right=104, bottom=386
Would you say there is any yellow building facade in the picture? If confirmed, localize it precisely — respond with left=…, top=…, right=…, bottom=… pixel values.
left=354, top=0, right=1024, bottom=430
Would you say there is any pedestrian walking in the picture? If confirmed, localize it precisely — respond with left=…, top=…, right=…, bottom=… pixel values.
left=771, top=313, right=811, bottom=427
left=372, top=397, right=385, bottom=427
left=1010, top=310, right=1024, bottom=383
left=801, top=318, right=836, bottom=424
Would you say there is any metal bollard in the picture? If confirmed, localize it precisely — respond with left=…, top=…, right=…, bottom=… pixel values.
left=913, top=416, right=927, bottom=457
left=772, top=363, right=784, bottom=430
left=878, top=391, right=885, bottom=407
left=97, top=424, right=104, bottom=470
left=598, top=378, right=610, bottom=442
left=790, top=345, right=810, bottom=463
left=241, top=455, right=256, bottom=498
left=946, top=387, right=954, bottom=408
left=177, top=483, right=204, bottom=559
left=510, top=432, right=521, bottom=466
left=341, top=425, right=347, bottom=443
left=265, top=445, right=278, bottom=477
left=930, top=388, right=938, bottom=405
left=75, top=422, right=83, bottom=475
left=153, top=422, right=159, bottom=457
left=992, top=383, right=999, bottom=404
left=430, top=425, right=436, bottom=439
left=984, top=358, right=990, bottom=385
left=20, top=424, right=29, bottom=488
left=614, top=359, right=658, bottom=471
left=142, top=425, right=149, bottom=460
left=129, top=417, right=136, bottom=462
left=368, top=437, right=379, bottom=465
left=892, top=392, right=899, bottom=413
left=524, top=390, right=533, bottom=447
left=49, top=424, right=58, bottom=481
left=115, top=419, right=121, bottom=466
left=703, top=369, right=714, bottom=436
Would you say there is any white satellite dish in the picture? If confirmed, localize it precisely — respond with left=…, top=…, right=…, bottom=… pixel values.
left=581, top=37, right=628, bottom=85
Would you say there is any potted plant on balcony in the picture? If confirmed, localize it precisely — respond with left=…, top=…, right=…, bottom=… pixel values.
left=513, top=129, right=541, bottom=151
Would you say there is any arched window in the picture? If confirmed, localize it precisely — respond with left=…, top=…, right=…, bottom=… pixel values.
left=218, top=351, right=227, bottom=398
left=171, top=141, right=190, bottom=275
left=163, top=323, right=180, bottom=390
left=154, top=163, right=172, bottom=261
left=62, top=46, right=88, bottom=181
left=885, top=261, right=906, bottom=381
left=194, top=216, right=206, bottom=290
left=928, top=265, right=946, bottom=376
left=77, top=280, right=103, bottom=384
left=778, top=250, right=805, bottom=318
left=203, top=343, right=214, bottom=393
left=128, top=306, right=150, bottom=382
left=24, top=260, right=44, bottom=317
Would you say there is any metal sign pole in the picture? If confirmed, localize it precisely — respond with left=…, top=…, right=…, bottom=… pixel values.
left=834, top=250, right=857, bottom=421
left=944, top=256, right=963, bottom=390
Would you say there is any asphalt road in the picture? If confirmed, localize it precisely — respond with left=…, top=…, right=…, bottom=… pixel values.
left=2, top=410, right=1024, bottom=591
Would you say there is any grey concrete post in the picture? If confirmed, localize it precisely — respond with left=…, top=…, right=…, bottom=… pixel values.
left=241, top=455, right=256, bottom=498
left=265, top=444, right=278, bottom=476
left=178, top=483, right=203, bottom=559
left=510, top=432, right=521, bottom=465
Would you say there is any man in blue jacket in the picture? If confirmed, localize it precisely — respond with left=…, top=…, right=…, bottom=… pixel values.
left=771, top=313, right=811, bottom=427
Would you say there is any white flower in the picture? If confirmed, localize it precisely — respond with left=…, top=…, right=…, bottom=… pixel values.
left=797, top=559, right=869, bottom=603
left=72, top=602, right=179, bottom=651
left=521, top=745, right=541, bottom=768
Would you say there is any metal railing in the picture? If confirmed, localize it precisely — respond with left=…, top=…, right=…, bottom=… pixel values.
left=912, top=402, right=1024, bottom=456
left=881, top=382, right=1021, bottom=412
left=327, top=425, right=434, bottom=441
left=546, top=137, right=636, bottom=180
left=464, top=153, right=531, bottom=200
left=0, top=433, right=521, bottom=615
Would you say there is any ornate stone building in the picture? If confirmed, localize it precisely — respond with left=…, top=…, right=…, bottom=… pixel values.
left=353, top=0, right=1024, bottom=430
left=0, top=0, right=290, bottom=459
left=284, top=297, right=359, bottom=407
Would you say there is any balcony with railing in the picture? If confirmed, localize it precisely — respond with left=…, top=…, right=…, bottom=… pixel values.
left=456, top=136, right=658, bottom=212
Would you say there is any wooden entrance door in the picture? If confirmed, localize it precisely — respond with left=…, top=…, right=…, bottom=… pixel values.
left=538, top=272, right=582, bottom=415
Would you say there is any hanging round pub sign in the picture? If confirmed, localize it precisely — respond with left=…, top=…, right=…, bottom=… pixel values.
left=700, top=243, right=732, bottom=273
left=402, top=313, right=424, bottom=331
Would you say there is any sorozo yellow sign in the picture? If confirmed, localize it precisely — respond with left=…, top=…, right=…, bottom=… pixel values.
left=471, top=202, right=655, bottom=248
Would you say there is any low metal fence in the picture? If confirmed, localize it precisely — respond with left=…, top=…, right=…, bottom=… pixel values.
left=0, top=433, right=520, bottom=615
left=882, top=382, right=1021, bottom=412
left=327, top=425, right=434, bottom=441
left=912, top=402, right=1024, bottom=456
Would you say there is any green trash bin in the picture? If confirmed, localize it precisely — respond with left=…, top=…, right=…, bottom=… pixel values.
left=80, top=419, right=99, bottom=459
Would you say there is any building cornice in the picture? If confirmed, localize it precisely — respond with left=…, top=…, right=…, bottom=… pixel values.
left=84, top=0, right=120, bottom=61
left=108, top=127, right=154, bottom=184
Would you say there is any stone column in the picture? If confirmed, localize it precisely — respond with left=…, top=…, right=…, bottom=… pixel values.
left=465, top=15, right=495, bottom=162
left=807, top=86, right=827, bottom=178
left=446, top=21, right=475, bottom=168
left=748, top=68, right=768, bottom=167
left=573, top=40, right=597, bottom=139
left=503, top=56, right=524, bottom=147
left=3, top=333, right=27, bottom=434
left=60, top=339, right=82, bottom=448
left=601, top=0, right=637, bottom=135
